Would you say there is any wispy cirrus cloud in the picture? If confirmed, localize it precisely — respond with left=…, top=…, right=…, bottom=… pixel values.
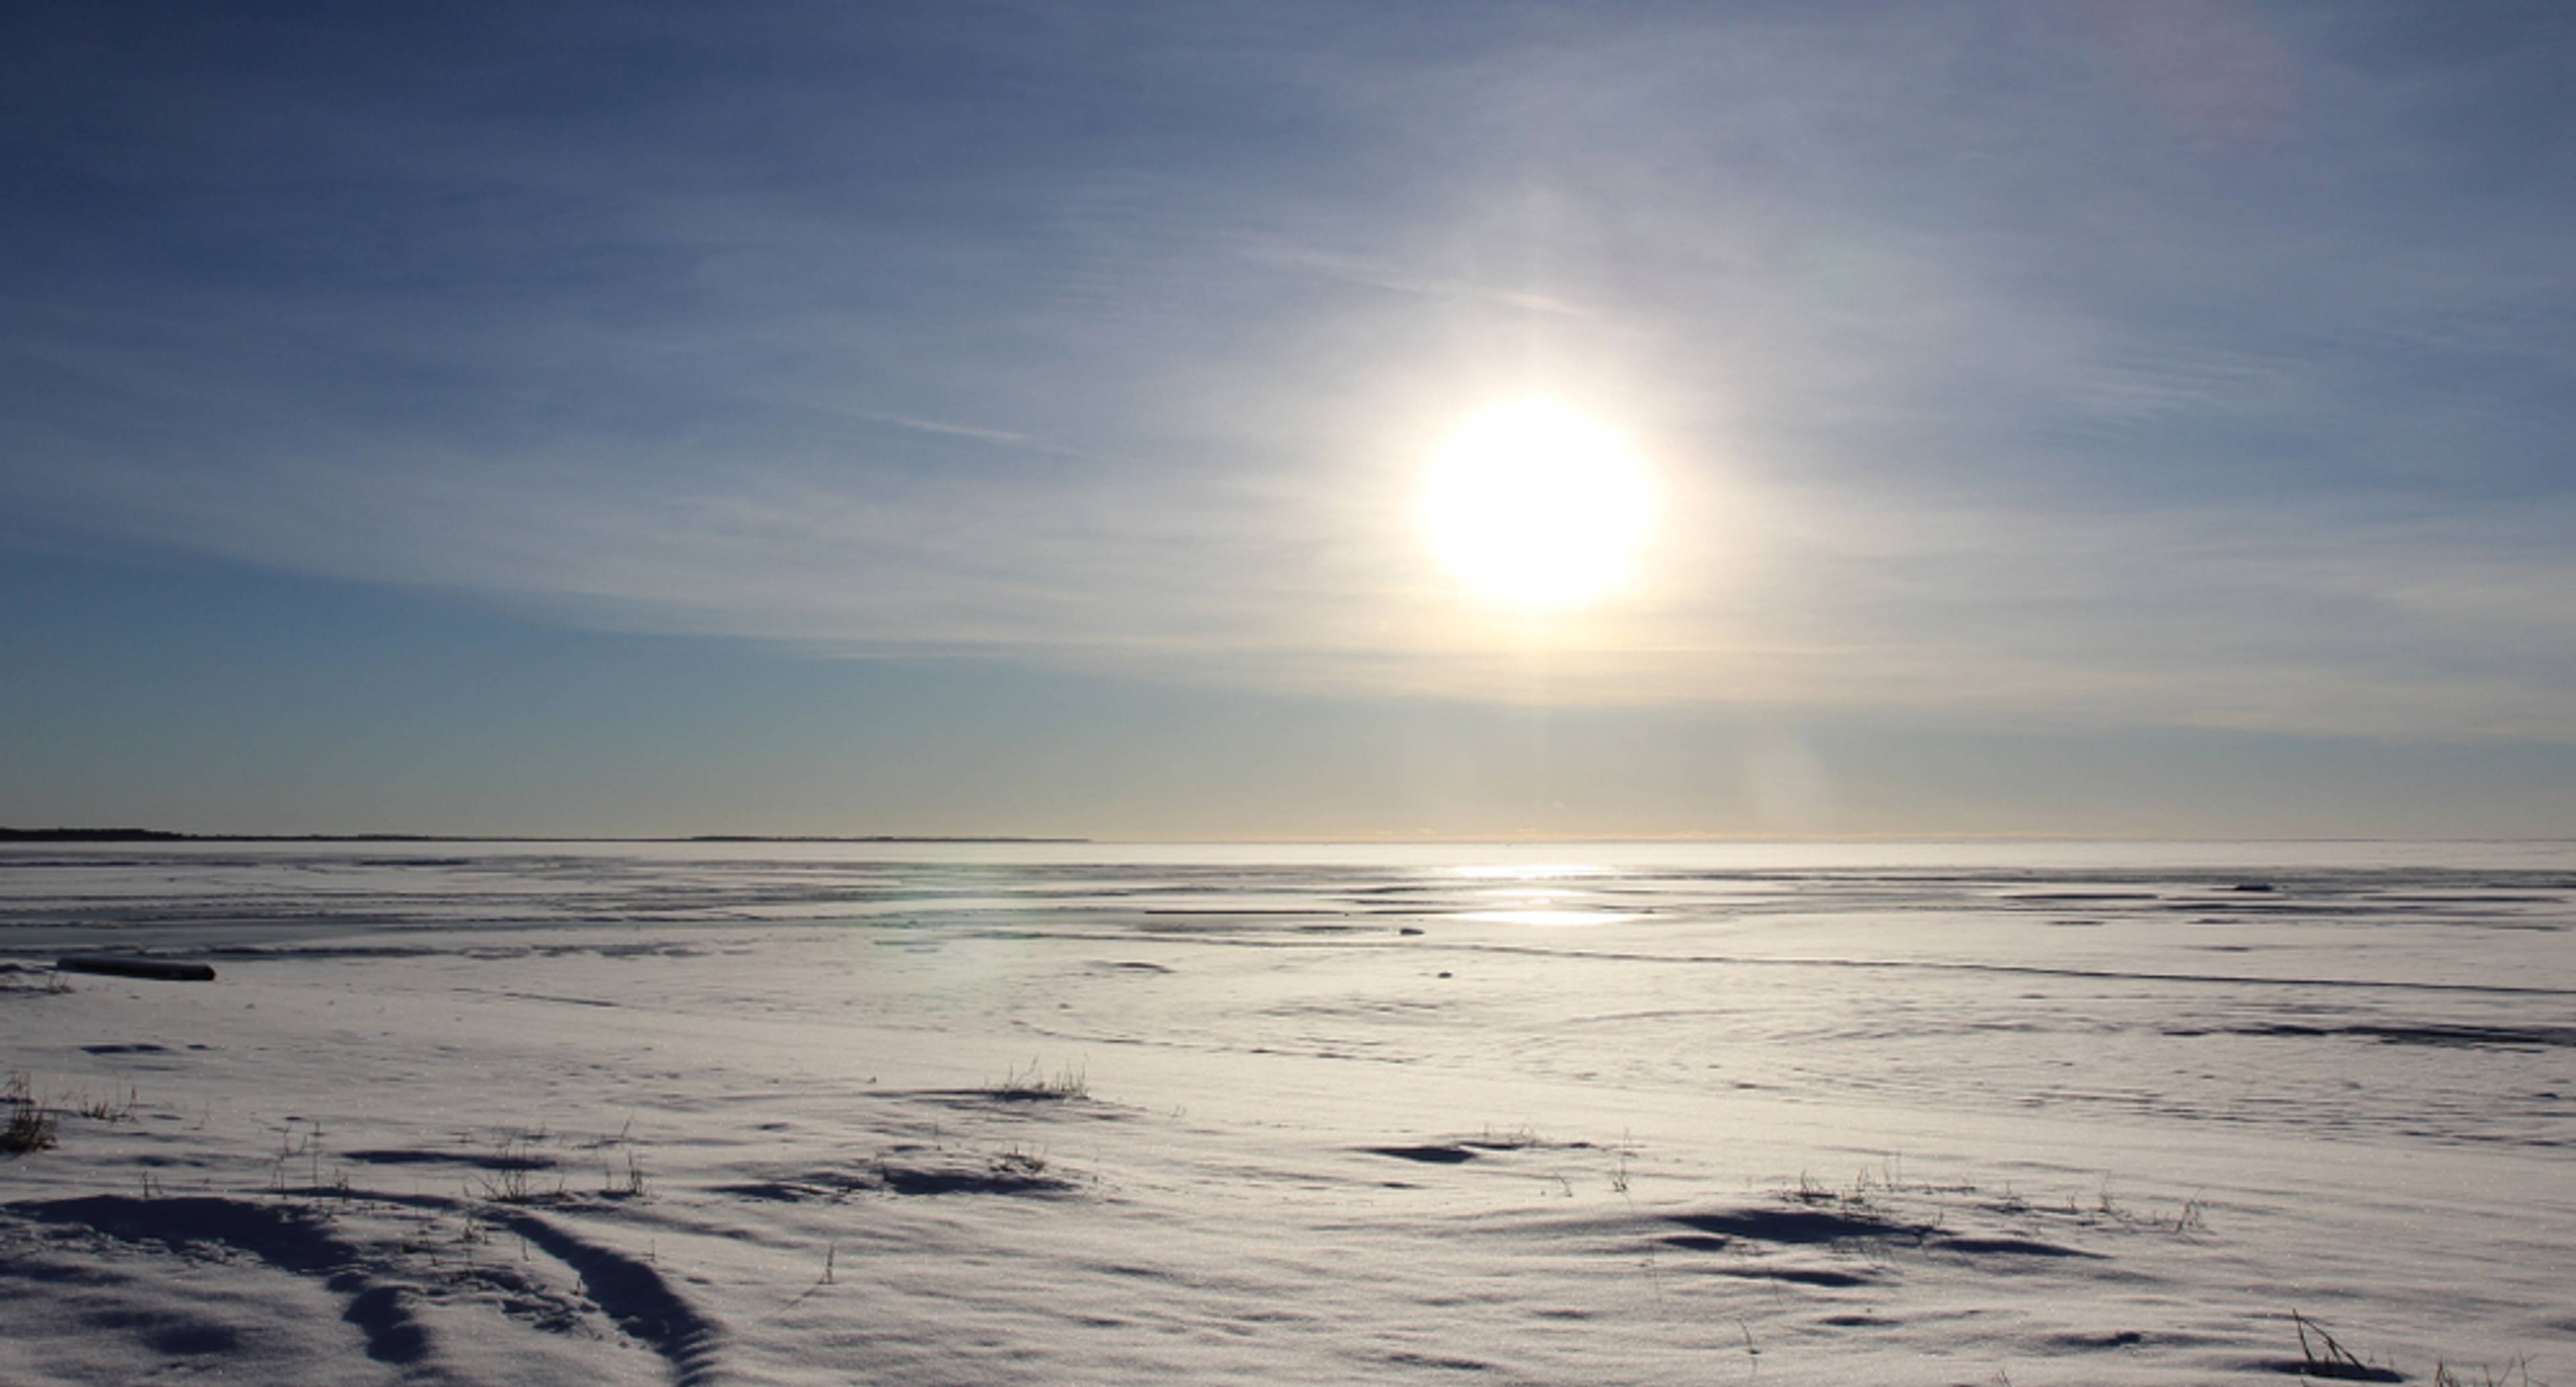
left=4, top=0, right=2573, bottom=747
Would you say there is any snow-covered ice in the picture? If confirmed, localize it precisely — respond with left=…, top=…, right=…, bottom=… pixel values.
left=3, top=840, right=2569, bottom=1385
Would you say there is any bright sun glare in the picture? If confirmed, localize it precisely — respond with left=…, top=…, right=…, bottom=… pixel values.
left=1421, top=398, right=1656, bottom=611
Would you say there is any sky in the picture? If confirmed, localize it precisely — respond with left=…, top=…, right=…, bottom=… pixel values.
left=3, top=1, right=2572, bottom=839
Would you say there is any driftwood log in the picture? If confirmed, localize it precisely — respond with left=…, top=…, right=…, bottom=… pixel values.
left=56, top=956, right=217, bottom=983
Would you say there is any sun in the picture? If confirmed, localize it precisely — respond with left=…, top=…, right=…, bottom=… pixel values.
left=1421, top=398, right=1656, bottom=611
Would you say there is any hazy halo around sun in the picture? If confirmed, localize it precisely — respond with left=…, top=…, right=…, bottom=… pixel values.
left=1421, top=398, right=1657, bottom=612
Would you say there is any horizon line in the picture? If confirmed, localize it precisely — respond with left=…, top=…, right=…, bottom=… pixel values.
left=6, top=828, right=2571, bottom=848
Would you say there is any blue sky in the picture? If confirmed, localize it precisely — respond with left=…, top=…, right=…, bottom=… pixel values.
left=3, top=1, right=2571, bottom=837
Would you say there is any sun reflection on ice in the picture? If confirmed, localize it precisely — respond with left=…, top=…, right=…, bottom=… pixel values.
left=1438, top=861, right=1635, bottom=926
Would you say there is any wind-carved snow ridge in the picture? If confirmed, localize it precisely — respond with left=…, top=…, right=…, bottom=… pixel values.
left=483, top=1209, right=724, bottom=1387
left=11, top=1196, right=435, bottom=1367
left=3, top=1192, right=722, bottom=1386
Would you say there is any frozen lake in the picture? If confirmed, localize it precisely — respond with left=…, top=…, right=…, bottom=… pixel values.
left=4, top=840, right=2571, bottom=1384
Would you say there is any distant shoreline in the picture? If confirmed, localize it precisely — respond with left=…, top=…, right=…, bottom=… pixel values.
left=3, top=829, right=2567, bottom=848
left=0, top=828, right=1089, bottom=844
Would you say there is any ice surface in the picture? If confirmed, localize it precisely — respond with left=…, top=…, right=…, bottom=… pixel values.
left=3, top=840, right=2569, bottom=1384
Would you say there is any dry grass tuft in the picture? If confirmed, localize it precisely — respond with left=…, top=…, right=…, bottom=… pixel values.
left=2290, top=1311, right=2404, bottom=1382
left=3, top=1072, right=57, bottom=1154
left=72, top=1087, right=136, bottom=1122
left=2433, top=1357, right=2539, bottom=1387
left=987, top=1058, right=1087, bottom=1101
